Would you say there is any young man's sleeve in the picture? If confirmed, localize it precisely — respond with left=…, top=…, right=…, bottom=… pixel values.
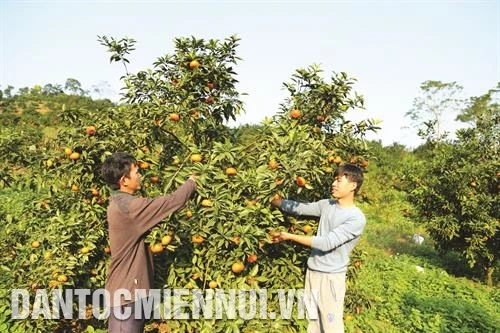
left=280, top=199, right=323, bottom=217
left=130, top=179, right=196, bottom=234
left=311, top=213, right=366, bottom=251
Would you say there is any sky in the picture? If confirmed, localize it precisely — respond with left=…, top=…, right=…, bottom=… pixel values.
left=1, top=0, right=498, bottom=148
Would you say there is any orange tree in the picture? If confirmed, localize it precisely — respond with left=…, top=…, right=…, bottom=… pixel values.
left=404, top=85, right=499, bottom=286
left=0, top=36, right=377, bottom=332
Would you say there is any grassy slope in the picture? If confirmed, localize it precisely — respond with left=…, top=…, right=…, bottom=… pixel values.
left=345, top=163, right=500, bottom=332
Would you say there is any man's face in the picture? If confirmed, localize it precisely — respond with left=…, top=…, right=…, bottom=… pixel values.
left=121, top=163, right=141, bottom=193
left=331, top=174, right=356, bottom=198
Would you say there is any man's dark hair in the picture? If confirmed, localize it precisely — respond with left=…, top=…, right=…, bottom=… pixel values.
left=101, top=152, right=137, bottom=190
left=334, top=163, right=364, bottom=195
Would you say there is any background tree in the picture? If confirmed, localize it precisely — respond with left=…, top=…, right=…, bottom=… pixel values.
left=405, top=80, right=465, bottom=142
left=404, top=84, right=499, bottom=286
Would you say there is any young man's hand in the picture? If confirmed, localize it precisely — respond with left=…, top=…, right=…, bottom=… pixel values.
left=270, top=231, right=289, bottom=243
left=271, top=194, right=282, bottom=208
left=271, top=231, right=313, bottom=247
left=189, top=174, right=199, bottom=182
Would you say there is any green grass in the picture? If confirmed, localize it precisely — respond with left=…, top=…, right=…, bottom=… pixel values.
left=344, top=173, right=500, bottom=332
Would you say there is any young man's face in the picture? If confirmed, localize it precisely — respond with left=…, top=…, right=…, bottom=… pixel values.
left=331, top=174, right=357, bottom=199
left=121, top=163, right=141, bottom=193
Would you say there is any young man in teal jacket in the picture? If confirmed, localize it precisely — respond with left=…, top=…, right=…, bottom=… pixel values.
left=271, top=164, right=366, bottom=333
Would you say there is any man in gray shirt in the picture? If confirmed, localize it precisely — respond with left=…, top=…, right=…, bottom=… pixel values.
left=271, top=164, right=366, bottom=333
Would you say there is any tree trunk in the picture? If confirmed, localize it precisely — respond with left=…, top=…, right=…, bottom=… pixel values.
left=485, top=266, right=494, bottom=287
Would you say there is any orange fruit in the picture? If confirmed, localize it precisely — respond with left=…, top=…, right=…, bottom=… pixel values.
left=231, top=235, right=241, bottom=245
left=168, top=113, right=180, bottom=122
left=64, top=147, right=72, bottom=155
left=80, top=247, right=90, bottom=254
left=71, top=184, right=79, bottom=192
left=85, top=125, right=96, bottom=135
left=295, top=176, right=306, bottom=187
left=57, top=274, right=68, bottom=283
left=247, top=254, right=258, bottom=263
left=191, top=154, right=203, bottom=163
left=150, top=176, right=160, bottom=184
left=201, top=199, right=213, bottom=207
left=161, top=235, right=172, bottom=246
left=231, top=262, right=245, bottom=274
left=150, top=243, right=164, bottom=253
left=185, top=210, right=193, bottom=218
left=31, top=241, right=40, bottom=249
left=139, top=161, right=150, bottom=170
left=290, top=109, right=302, bottom=119
left=191, top=235, right=205, bottom=244
left=225, top=167, right=237, bottom=176
left=303, top=225, right=313, bottom=234
left=268, top=159, right=279, bottom=170
left=208, top=280, right=218, bottom=289
left=189, top=59, right=200, bottom=69
left=69, top=152, right=80, bottom=160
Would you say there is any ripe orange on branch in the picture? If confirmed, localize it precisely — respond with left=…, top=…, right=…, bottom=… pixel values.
left=302, top=225, right=313, bottom=234
left=168, top=113, right=180, bottom=122
left=290, top=109, right=302, bottom=119
left=225, top=167, right=237, bottom=176
left=295, top=176, right=306, bottom=187
left=231, top=235, right=241, bottom=245
left=247, top=254, right=258, bottom=264
left=69, top=152, right=80, bottom=160
left=201, top=199, right=213, bottom=207
left=191, top=235, right=205, bottom=244
left=161, top=235, right=172, bottom=245
left=150, top=243, right=164, bottom=253
left=191, top=154, right=203, bottom=163
left=268, top=159, right=279, bottom=170
left=231, top=262, right=245, bottom=274
left=57, top=274, right=69, bottom=283
left=85, top=125, right=96, bottom=136
left=189, top=59, right=200, bottom=69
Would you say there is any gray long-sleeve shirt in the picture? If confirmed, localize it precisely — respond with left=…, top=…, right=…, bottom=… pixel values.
left=280, top=198, right=366, bottom=273
left=105, top=179, right=196, bottom=306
